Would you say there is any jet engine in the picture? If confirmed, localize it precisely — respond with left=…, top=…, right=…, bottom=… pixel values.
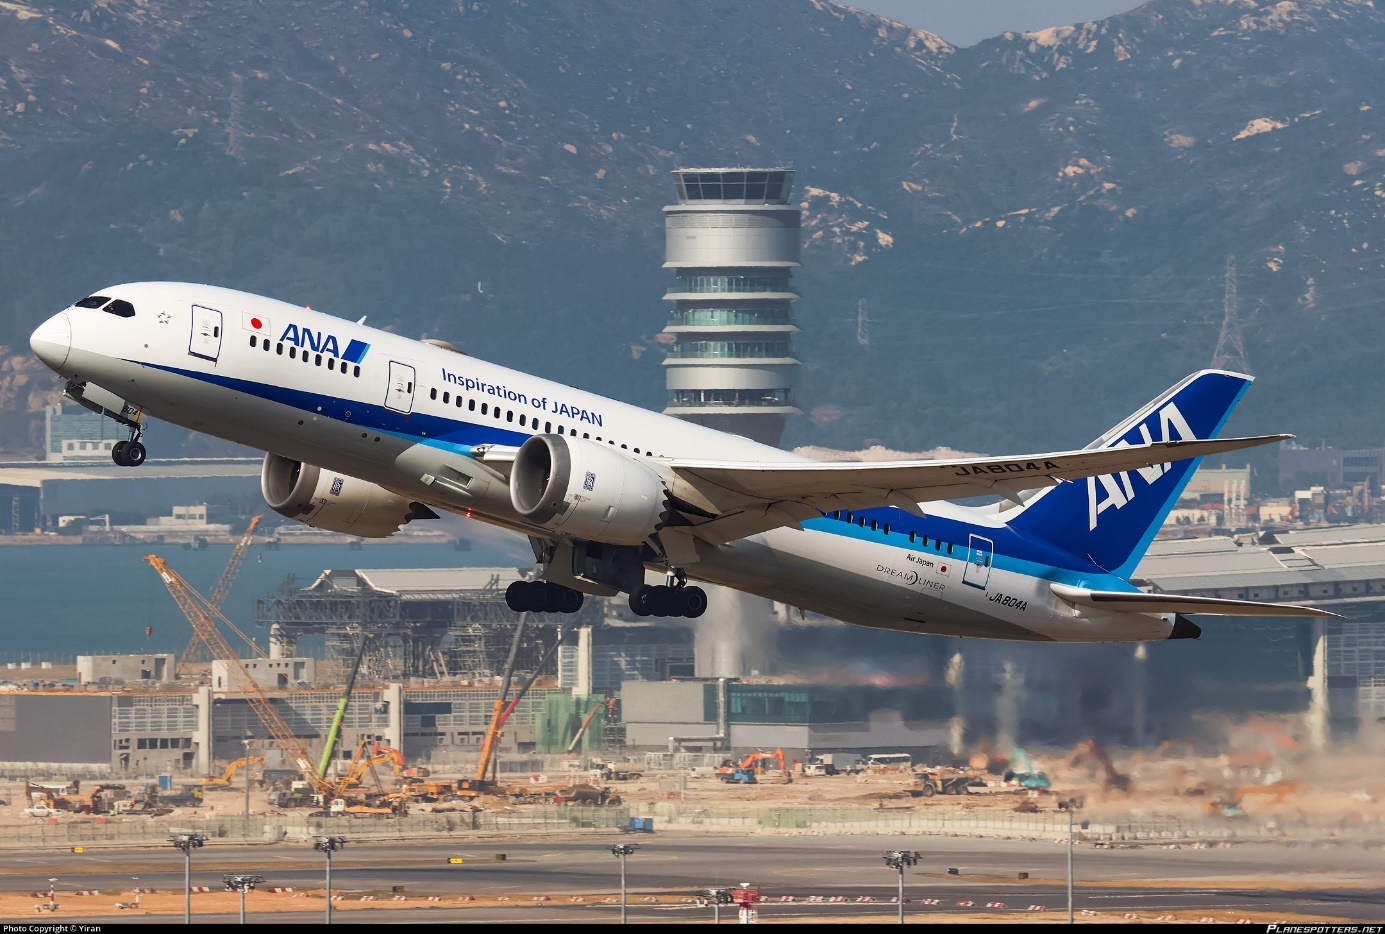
left=261, top=453, right=434, bottom=538
left=509, top=434, right=668, bottom=545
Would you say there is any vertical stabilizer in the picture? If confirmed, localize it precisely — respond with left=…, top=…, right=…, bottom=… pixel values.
left=1003, top=370, right=1252, bottom=578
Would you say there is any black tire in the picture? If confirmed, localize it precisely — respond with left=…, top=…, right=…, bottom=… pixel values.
left=677, top=586, right=708, bottom=619
left=629, top=585, right=655, bottom=617
left=124, top=441, right=146, bottom=467
left=111, top=441, right=129, bottom=466
left=558, top=588, right=585, bottom=614
left=919, top=781, right=936, bottom=797
left=647, top=585, right=673, bottom=617
left=540, top=582, right=567, bottom=614
left=505, top=580, right=532, bottom=613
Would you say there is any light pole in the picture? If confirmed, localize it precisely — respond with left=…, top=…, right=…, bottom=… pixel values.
left=314, top=835, right=346, bottom=925
left=224, top=874, right=265, bottom=924
left=611, top=843, right=639, bottom=924
left=705, top=887, right=733, bottom=924
left=882, top=850, right=921, bottom=924
left=169, top=832, right=206, bottom=924
left=1059, top=797, right=1083, bottom=924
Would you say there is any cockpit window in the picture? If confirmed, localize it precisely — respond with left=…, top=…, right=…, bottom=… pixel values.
left=74, top=296, right=110, bottom=309
left=105, top=300, right=136, bottom=318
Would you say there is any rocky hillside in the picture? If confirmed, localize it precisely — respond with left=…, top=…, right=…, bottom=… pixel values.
left=0, top=0, right=1379, bottom=471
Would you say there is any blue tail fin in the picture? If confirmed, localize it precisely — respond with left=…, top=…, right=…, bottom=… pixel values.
left=1004, top=370, right=1253, bottom=579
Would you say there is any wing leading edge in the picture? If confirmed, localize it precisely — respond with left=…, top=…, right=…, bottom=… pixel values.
left=666, top=433, right=1289, bottom=544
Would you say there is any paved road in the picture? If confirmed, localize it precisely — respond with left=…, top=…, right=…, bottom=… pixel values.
left=0, top=833, right=1379, bottom=923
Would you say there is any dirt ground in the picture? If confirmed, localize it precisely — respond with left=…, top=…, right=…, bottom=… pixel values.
left=5, top=741, right=1382, bottom=829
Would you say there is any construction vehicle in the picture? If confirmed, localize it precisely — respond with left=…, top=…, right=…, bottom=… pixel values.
left=552, top=783, right=620, bottom=806
left=908, top=767, right=983, bottom=797
left=591, top=761, right=643, bottom=782
left=717, top=748, right=790, bottom=784
left=179, top=515, right=262, bottom=670
left=1003, top=747, right=1051, bottom=790
left=1204, top=780, right=1301, bottom=818
left=145, top=555, right=340, bottom=806
left=137, top=782, right=204, bottom=808
left=1066, top=738, right=1131, bottom=793
left=201, top=755, right=266, bottom=788
left=313, top=796, right=409, bottom=818
left=316, top=633, right=373, bottom=781
left=402, top=779, right=460, bottom=802
left=801, top=754, right=839, bottom=777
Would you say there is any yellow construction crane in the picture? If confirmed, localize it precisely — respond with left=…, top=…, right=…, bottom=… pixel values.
left=180, top=514, right=263, bottom=668
left=145, top=554, right=334, bottom=799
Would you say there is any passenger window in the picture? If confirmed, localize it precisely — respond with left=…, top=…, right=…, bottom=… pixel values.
left=544, top=422, right=551, bottom=433
left=583, top=433, right=590, bottom=439
left=315, top=354, right=322, bottom=366
left=519, top=414, right=526, bottom=427
left=856, top=516, right=866, bottom=528
left=353, top=365, right=360, bottom=377
left=289, top=346, right=296, bottom=359
left=921, top=535, right=929, bottom=547
left=883, top=524, right=890, bottom=535
left=984, top=556, right=991, bottom=567
left=276, top=343, right=284, bottom=355
left=264, top=340, right=270, bottom=352
left=250, top=336, right=257, bottom=348
left=328, top=358, right=335, bottom=371
left=506, top=410, right=514, bottom=423
left=406, top=382, right=412, bottom=392
left=621, top=444, right=627, bottom=450
left=430, top=388, right=438, bottom=401
left=909, top=531, right=916, bottom=543
left=481, top=403, right=488, bottom=415
left=106, top=300, right=136, bottom=318
left=947, top=543, right=955, bottom=555
left=870, top=520, right=879, bottom=532
left=633, top=448, right=640, bottom=454
left=75, top=295, right=110, bottom=309
left=442, top=391, right=449, bottom=404
left=468, top=400, right=476, bottom=411
left=455, top=396, right=462, bottom=407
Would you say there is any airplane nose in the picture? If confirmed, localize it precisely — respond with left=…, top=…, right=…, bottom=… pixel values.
left=30, top=312, right=72, bottom=370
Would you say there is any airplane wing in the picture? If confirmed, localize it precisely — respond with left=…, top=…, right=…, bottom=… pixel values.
left=1049, top=583, right=1340, bottom=618
left=662, top=434, right=1289, bottom=544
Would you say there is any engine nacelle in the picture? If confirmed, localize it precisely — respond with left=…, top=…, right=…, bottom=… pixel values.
left=510, top=434, right=668, bottom=545
left=261, top=453, right=428, bottom=538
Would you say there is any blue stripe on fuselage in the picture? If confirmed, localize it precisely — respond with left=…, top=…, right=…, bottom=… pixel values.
left=139, top=359, right=1128, bottom=584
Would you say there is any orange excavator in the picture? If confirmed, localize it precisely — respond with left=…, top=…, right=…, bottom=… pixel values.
left=716, top=748, right=790, bottom=784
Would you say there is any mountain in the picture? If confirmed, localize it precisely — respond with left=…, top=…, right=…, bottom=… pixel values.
left=0, top=0, right=1379, bottom=481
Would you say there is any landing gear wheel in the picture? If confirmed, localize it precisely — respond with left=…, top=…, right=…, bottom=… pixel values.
left=111, top=441, right=129, bottom=466
left=557, top=588, right=585, bottom=614
left=123, top=440, right=146, bottom=467
left=540, top=582, right=569, bottom=614
left=647, top=585, right=674, bottom=617
left=505, top=580, right=532, bottom=613
left=629, top=585, right=656, bottom=617
left=676, top=586, right=708, bottom=619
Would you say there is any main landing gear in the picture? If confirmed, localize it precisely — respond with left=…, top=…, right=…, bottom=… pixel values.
left=629, top=582, right=708, bottom=619
left=505, top=580, right=586, bottom=615
left=110, top=428, right=146, bottom=468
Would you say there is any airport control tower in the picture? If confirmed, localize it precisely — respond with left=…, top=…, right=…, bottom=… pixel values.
left=660, top=168, right=802, bottom=446
left=660, top=168, right=803, bottom=679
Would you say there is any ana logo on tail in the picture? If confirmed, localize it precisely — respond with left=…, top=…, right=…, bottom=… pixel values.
left=1087, top=402, right=1197, bottom=530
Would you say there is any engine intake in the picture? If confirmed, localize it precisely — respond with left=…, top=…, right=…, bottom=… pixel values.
left=510, top=434, right=668, bottom=545
left=261, top=453, right=434, bottom=538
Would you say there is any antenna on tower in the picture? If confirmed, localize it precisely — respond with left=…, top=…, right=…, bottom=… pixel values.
left=1211, top=254, right=1250, bottom=374
left=856, top=298, right=869, bottom=347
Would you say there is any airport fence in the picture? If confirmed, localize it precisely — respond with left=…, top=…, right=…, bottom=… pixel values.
left=0, top=806, right=632, bottom=847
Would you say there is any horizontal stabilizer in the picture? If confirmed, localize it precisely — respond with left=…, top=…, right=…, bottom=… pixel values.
left=1049, top=583, right=1339, bottom=618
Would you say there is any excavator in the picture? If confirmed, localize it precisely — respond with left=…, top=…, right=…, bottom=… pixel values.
left=716, top=748, right=791, bottom=785
left=1204, top=780, right=1301, bottom=817
left=201, top=756, right=266, bottom=788
left=1066, top=738, right=1132, bottom=793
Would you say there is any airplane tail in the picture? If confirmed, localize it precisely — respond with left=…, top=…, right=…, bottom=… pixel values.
left=1003, top=370, right=1253, bottom=579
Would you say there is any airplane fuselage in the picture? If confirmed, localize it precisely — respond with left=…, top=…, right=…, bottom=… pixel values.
left=31, top=282, right=1188, bottom=642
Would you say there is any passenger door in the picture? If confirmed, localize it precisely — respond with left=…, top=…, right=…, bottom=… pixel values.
left=963, top=534, right=994, bottom=590
left=188, top=305, right=223, bottom=361
left=384, top=361, right=416, bottom=414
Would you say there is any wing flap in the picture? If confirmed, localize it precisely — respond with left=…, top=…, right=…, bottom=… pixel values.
left=1049, top=583, right=1340, bottom=618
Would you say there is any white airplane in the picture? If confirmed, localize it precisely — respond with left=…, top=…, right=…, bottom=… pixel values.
left=30, top=283, right=1333, bottom=642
